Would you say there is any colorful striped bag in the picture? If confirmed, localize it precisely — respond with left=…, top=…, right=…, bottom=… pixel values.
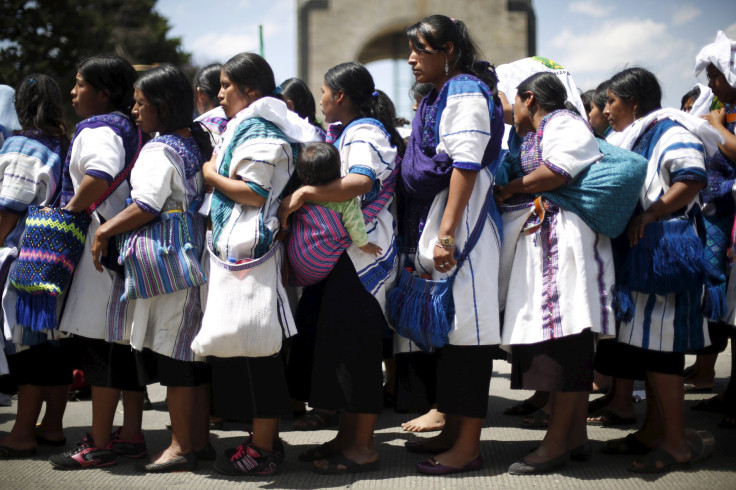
left=10, top=207, right=91, bottom=331
left=10, top=116, right=141, bottom=331
left=117, top=199, right=206, bottom=301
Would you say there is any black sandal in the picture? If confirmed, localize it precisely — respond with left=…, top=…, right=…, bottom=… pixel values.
left=292, top=409, right=339, bottom=431
left=298, top=442, right=340, bottom=462
left=504, top=400, right=541, bottom=416
left=602, top=433, right=652, bottom=455
left=691, top=396, right=728, bottom=413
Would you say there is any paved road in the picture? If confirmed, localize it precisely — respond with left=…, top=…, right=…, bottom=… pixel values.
left=1, top=349, right=734, bottom=489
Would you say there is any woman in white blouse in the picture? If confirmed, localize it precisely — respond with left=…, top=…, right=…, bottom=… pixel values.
left=495, top=71, right=615, bottom=475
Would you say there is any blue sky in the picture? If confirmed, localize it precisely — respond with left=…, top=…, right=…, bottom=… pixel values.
left=157, top=0, right=736, bottom=117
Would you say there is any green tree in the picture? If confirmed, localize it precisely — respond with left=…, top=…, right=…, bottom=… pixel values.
left=0, top=0, right=190, bottom=122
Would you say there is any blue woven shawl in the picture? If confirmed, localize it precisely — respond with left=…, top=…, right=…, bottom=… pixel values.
left=520, top=110, right=649, bottom=238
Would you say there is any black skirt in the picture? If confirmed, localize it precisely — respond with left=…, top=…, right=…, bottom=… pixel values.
left=284, top=280, right=326, bottom=402
left=309, top=253, right=384, bottom=414
left=394, top=351, right=437, bottom=413
left=511, top=329, right=594, bottom=392
left=77, top=336, right=146, bottom=391
left=209, top=354, right=291, bottom=420
left=594, top=339, right=684, bottom=379
left=152, top=351, right=211, bottom=387
left=2, top=338, right=77, bottom=391
left=436, top=344, right=494, bottom=418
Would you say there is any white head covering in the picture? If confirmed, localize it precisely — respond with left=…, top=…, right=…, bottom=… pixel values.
left=689, top=83, right=714, bottom=117
left=0, top=85, right=21, bottom=140
left=495, top=56, right=587, bottom=150
left=607, top=107, right=723, bottom=157
left=496, top=56, right=587, bottom=116
left=694, top=31, right=736, bottom=88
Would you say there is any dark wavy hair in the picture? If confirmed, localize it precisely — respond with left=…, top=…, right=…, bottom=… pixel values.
left=517, top=72, right=571, bottom=113
left=410, top=82, right=433, bottom=103
left=223, top=52, right=281, bottom=102
left=580, top=90, right=593, bottom=116
left=592, top=80, right=609, bottom=112
left=279, top=77, right=320, bottom=127
left=194, top=63, right=223, bottom=109
left=15, top=74, right=68, bottom=142
left=607, top=67, right=662, bottom=117
left=77, top=55, right=137, bottom=117
left=406, top=14, right=498, bottom=96
left=681, top=85, right=701, bottom=111
left=135, top=64, right=212, bottom=160
left=324, top=62, right=405, bottom=156
left=297, top=142, right=341, bottom=186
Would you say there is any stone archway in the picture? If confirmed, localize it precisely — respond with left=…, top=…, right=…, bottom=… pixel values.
left=297, top=0, right=535, bottom=101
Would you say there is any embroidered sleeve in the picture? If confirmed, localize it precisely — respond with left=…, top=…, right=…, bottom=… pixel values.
left=0, top=138, right=59, bottom=213
left=659, top=126, right=707, bottom=184
left=437, top=79, right=491, bottom=171
left=76, top=126, right=125, bottom=182
left=130, top=144, right=177, bottom=215
left=230, top=137, right=290, bottom=198
left=342, top=123, right=396, bottom=184
left=541, top=116, right=601, bottom=181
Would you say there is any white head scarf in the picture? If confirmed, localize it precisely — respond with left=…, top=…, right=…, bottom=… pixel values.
left=689, top=83, right=714, bottom=117
left=0, top=85, right=20, bottom=140
left=694, top=31, right=736, bottom=88
left=607, top=108, right=723, bottom=157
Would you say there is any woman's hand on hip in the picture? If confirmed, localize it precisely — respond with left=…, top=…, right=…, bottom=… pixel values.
left=627, top=210, right=656, bottom=247
left=91, top=228, right=109, bottom=273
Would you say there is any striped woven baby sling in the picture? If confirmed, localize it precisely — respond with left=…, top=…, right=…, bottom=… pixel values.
left=10, top=113, right=142, bottom=332
left=285, top=165, right=398, bottom=287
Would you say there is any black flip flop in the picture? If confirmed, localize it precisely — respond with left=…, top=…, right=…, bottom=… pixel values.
left=313, top=454, right=379, bottom=475
left=504, top=400, right=540, bottom=416
left=519, top=409, right=550, bottom=429
left=587, top=409, right=637, bottom=426
left=629, top=448, right=691, bottom=474
left=36, top=435, right=67, bottom=447
left=298, top=442, right=340, bottom=462
left=0, top=444, right=37, bottom=459
left=602, top=433, right=652, bottom=455
left=691, top=396, right=728, bottom=413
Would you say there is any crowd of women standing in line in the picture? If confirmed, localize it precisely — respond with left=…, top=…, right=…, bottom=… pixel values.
left=0, top=14, right=734, bottom=479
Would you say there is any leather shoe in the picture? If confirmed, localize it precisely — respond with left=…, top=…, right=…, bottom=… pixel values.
left=139, top=452, right=197, bottom=473
left=416, top=455, right=483, bottom=475
left=570, top=442, right=592, bottom=462
left=195, top=442, right=216, bottom=462
left=508, top=451, right=568, bottom=475
left=405, top=440, right=446, bottom=454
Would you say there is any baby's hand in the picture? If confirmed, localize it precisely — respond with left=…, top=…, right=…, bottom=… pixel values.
left=359, top=242, right=382, bottom=256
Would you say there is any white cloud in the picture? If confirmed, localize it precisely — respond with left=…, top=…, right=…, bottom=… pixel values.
left=725, top=22, right=736, bottom=39
left=671, top=5, right=701, bottom=25
left=551, top=18, right=688, bottom=75
left=191, top=33, right=260, bottom=63
left=568, top=1, right=614, bottom=17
